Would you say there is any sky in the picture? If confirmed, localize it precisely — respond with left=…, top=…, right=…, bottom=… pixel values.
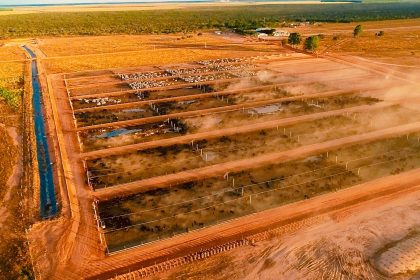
left=0, top=0, right=222, bottom=6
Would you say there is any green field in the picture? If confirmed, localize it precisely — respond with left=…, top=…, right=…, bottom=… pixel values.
left=1, top=3, right=420, bottom=38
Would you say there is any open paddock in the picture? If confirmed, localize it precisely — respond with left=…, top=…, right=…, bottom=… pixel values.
left=79, top=104, right=420, bottom=154
left=87, top=115, right=356, bottom=189
left=79, top=119, right=186, bottom=152
left=183, top=93, right=379, bottom=134
left=73, top=85, right=381, bottom=130
left=75, top=105, right=157, bottom=127
left=85, top=105, right=420, bottom=189
left=79, top=105, right=359, bottom=153
left=63, top=52, right=294, bottom=87
left=72, top=76, right=346, bottom=113
left=76, top=91, right=381, bottom=151
left=97, top=133, right=420, bottom=252
left=68, top=68, right=257, bottom=98
left=70, top=82, right=132, bottom=96
left=71, top=85, right=216, bottom=110
left=68, top=65, right=367, bottom=99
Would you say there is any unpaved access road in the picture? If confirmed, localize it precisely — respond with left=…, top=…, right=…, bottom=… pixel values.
left=324, top=54, right=419, bottom=85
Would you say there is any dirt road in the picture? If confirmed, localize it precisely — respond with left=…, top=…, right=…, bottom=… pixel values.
left=324, top=54, right=419, bottom=85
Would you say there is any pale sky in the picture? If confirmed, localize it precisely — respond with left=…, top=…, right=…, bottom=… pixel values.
left=0, top=0, right=214, bottom=6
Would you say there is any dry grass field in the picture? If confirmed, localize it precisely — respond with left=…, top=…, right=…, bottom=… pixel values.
left=0, top=45, right=24, bottom=190
left=0, top=45, right=26, bottom=61
left=0, top=44, right=34, bottom=280
left=326, top=30, right=420, bottom=64
left=0, top=44, right=26, bottom=108
left=0, top=124, right=18, bottom=199
left=0, top=62, right=25, bottom=89
left=38, top=34, right=268, bottom=57
left=38, top=34, right=278, bottom=73
left=293, top=18, right=420, bottom=65
left=34, top=18, right=420, bottom=75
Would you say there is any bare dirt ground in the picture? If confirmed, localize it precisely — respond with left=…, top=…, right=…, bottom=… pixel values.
left=158, top=186, right=420, bottom=280
left=23, top=20, right=420, bottom=280
left=0, top=126, right=21, bottom=225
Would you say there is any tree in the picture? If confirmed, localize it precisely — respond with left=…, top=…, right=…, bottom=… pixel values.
left=304, top=35, right=319, bottom=52
left=353, top=24, right=362, bottom=37
left=288, top=32, right=301, bottom=47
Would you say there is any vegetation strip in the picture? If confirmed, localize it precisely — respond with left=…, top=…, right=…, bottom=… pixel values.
left=2, top=3, right=420, bottom=38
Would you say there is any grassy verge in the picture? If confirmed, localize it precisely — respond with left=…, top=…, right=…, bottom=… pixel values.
left=0, top=86, right=21, bottom=109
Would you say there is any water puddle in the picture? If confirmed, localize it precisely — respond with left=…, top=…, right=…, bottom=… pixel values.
left=248, top=104, right=282, bottom=115
left=96, top=128, right=143, bottom=139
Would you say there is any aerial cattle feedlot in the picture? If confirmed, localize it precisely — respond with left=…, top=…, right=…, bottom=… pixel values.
left=2, top=1, right=420, bottom=278
left=47, top=47, right=420, bottom=262
left=9, top=22, right=410, bottom=279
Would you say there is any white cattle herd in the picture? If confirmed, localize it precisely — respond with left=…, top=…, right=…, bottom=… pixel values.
left=116, top=57, right=261, bottom=91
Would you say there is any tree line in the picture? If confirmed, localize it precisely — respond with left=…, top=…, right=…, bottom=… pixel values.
left=0, top=3, right=419, bottom=38
left=286, top=24, right=386, bottom=53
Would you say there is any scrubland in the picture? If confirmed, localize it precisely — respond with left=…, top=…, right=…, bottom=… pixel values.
left=0, top=45, right=34, bottom=280
left=1, top=3, right=420, bottom=38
